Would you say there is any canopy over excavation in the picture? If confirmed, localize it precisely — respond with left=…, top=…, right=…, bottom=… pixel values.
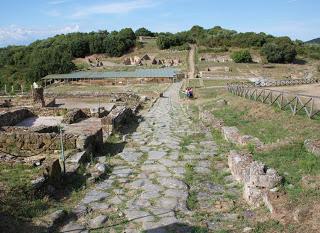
left=42, top=68, right=184, bottom=85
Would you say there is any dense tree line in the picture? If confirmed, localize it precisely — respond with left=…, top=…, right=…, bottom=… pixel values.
left=156, top=25, right=320, bottom=64
left=0, top=28, right=136, bottom=87
left=0, top=25, right=319, bottom=88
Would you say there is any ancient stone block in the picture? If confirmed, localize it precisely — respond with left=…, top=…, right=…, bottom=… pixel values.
left=228, top=150, right=253, bottom=182
left=247, top=162, right=282, bottom=189
left=222, top=127, right=241, bottom=144
left=239, top=135, right=264, bottom=148
left=243, top=184, right=264, bottom=207
left=103, top=106, right=134, bottom=132
left=43, top=159, right=61, bottom=184
left=62, top=109, right=88, bottom=124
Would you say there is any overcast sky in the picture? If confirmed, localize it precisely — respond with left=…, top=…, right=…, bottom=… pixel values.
left=0, top=0, right=319, bottom=47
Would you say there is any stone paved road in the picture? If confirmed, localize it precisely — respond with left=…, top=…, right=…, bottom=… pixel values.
left=60, top=82, right=242, bottom=233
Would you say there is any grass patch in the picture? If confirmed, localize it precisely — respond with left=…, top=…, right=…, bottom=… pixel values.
left=0, top=163, right=49, bottom=219
left=187, top=191, right=198, bottom=210
left=184, top=163, right=198, bottom=210
left=210, top=168, right=230, bottom=185
left=211, top=129, right=235, bottom=154
left=253, top=220, right=285, bottom=233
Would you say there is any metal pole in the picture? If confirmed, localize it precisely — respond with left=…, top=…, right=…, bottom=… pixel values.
left=60, top=127, right=65, bottom=174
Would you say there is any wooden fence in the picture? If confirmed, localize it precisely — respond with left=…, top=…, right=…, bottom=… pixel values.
left=227, top=84, right=320, bottom=119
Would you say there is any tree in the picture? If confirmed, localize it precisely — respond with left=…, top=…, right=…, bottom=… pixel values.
left=261, top=42, right=297, bottom=63
left=135, top=27, right=154, bottom=37
left=231, top=50, right=252, bottom=63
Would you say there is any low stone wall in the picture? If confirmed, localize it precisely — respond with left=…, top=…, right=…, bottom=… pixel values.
left=228, top=150, right=282, bottom=208
left=222, top=126, right=263, bottom=148
left=200, top=110, right=224, bottom=129
left=304, top=139, right=320, bottom=157
left=0, top=131, right=77, bottom=155
left=0, top=108, right=34, bottom=127
left=45, top=92, right=140, bottom=102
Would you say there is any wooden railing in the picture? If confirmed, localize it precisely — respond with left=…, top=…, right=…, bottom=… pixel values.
left=227, top=84, right=320, bottom=119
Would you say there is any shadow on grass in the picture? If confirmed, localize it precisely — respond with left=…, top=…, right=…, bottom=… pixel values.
left=0, top=212, right=47, bottom=233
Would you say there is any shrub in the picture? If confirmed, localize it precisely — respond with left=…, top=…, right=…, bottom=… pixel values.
left=261, top=42, right=297, bottom=63
left=231, top=50, right=252, bottom=63
left=171, top=43, right=191, bottom=51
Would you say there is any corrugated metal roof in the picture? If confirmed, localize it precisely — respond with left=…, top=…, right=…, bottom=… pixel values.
left=42, top=68, right=180, bottom=80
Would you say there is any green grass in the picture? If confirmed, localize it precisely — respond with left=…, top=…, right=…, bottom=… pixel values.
left=0, top=163, right=50, bottom=219
left=0, top=161, right=89, bottom=222
left=253, top=143, right=320, bottom=203
left=210, top=168, right=230, bottom=185
left=184, top=163, right=199, bottom=210
left=252, top=220, right=285, bottom=233
left=211, top=104, right=291, bottom=144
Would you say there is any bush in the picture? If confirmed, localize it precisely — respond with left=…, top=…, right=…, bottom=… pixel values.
left=171, top=43, right=191, bottom=51
left=156, top=34, right=185, bottom=50
left=261, top=42, right=297, bottom=63
left=231, top=50, right=252, bottom=63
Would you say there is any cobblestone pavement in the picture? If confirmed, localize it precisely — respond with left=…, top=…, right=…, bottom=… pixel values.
left=60, top=82, right=244, bottom=233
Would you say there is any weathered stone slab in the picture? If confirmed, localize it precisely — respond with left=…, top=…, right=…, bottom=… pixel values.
left=149, top=151, right=167, bottom=160
left=81, top=190, right=109, bottom=204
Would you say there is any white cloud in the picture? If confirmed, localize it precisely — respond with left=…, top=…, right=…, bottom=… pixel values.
left=71, top=0, right=156, bottom=18
left=0, top=25, right=80, bottom=47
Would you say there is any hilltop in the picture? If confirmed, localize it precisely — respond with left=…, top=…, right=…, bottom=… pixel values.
left=306, top=38, right=320, bottom=44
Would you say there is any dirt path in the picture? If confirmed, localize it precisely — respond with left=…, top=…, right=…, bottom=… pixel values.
left=188, top=45, right=196, bottom=79
left=59, top=83, right=247, bottom=233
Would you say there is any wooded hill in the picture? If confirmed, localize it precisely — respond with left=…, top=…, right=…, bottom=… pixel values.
left=0, top=26, right=319, bottom=88
left=306, top=38, right=320, bottom=44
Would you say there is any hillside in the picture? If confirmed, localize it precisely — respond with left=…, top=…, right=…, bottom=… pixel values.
left=1, top=25, right=320, bottom=91
left=306, top=38, right=320, bottom=44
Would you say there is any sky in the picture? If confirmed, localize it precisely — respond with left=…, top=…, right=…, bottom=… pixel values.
left=0, top=0, right=319, bottom=47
